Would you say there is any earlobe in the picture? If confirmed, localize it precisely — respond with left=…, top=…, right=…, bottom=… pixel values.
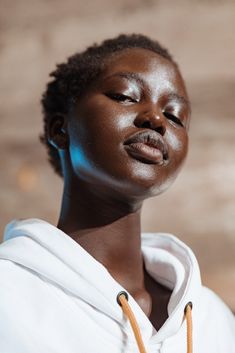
left=47, top=114, right=69, bottom=150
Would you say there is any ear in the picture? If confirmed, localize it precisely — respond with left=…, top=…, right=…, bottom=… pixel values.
left=47, top=114, right=69, bottom=150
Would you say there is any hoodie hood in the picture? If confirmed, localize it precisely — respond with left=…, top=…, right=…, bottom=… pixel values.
left=0, top=218, right=202, bottom=348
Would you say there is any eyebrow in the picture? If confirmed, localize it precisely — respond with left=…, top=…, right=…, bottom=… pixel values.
left=104, top=71, right=191, bottom=108
left=167, top=92, right=191, bottom=109
left=104, top=72, right=145, bottom=86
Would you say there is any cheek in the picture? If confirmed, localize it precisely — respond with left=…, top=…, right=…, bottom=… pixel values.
left=150, top=130, right=188, bottom=195
left=67, top=100, right=126, bottom=179
left=169, top=129, right=188, bottom=152
left=167, top=129, right=189, bottom=168
left=76, top=98, right=123, bottom=141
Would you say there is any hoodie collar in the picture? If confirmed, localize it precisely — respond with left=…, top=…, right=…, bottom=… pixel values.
left=1, top=218, right=202, bottom=344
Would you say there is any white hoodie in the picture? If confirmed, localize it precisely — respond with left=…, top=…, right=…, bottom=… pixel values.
left=0, top=218, right=234, bottom=353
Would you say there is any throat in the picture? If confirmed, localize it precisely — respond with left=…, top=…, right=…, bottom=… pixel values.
left=147, top=274, right=172, bottom=330
left=111, top=265, right=172, bottom=331
left=131, top=271, right=172, bottom=331
left=132, top=289, right=153, bottom=318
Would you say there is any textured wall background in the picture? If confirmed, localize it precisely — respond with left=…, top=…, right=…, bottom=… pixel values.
left=0, top=0, right=235, bottom=309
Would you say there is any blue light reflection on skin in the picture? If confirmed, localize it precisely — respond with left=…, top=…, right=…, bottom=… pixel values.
left=69, top=145, right=92, bottom=173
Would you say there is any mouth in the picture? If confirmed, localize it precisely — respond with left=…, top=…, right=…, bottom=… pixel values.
left=123, top=130, right=169, bottom=165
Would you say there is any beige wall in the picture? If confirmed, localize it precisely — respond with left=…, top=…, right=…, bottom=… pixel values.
left=1, top=0, right=235, bottom=309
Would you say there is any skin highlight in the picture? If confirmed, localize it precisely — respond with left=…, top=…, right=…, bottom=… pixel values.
left=49, top=48, right=191, bottom=330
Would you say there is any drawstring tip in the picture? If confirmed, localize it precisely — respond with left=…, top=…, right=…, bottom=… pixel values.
left=184, top=301, right=193, bottom=314
left=117, top=291, right=129, bottom=306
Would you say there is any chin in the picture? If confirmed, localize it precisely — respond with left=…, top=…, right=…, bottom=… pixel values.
left=129, top=170, right=180, bottom=200
left=115, top=175, right=175, bottom=204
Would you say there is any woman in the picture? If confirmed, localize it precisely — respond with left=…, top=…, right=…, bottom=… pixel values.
left=0, top=34, right=234, bottom=353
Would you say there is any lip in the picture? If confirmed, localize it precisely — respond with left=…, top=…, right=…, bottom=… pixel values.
left=123, top=130, right=169, bottom=164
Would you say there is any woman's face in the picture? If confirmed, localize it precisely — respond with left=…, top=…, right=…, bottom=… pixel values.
left=66, top=48, right=190, bottom=201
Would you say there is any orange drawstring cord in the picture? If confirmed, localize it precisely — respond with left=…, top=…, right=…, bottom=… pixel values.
left=117, top=292, right=193, bottom=353
left=185, top=302, right=193, bottom=353
left=117, top=292, right=147, bottom=353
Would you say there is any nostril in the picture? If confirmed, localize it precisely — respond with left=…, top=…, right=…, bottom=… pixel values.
left=141, top=121, right=151, bottom=128
left=134, top=111, right=166, bottom=135
left=155, top=126, right=166, bottom=136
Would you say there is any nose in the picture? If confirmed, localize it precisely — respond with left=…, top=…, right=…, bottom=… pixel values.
left=134, top=108, right=166, bottom=136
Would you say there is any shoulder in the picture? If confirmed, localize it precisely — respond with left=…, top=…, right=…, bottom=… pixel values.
left=0, top=260, right=27, bottom=343
left=201, top=285, right=234, bottom=320
left=0, top=257, right=32, bottom=282
left=0, top=259, right=48, bottom=312
left=196, top=285, right=235, bottom=349
left=0, top=258, right=22, bottom=286
left=0, top=259, right=32, bottom=307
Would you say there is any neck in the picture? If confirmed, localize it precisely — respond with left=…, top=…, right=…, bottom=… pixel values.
left=57, top=180, right=146, bottom=296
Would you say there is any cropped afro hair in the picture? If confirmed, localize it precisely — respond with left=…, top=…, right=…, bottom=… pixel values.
left=40, top=33, right=176, bottom=177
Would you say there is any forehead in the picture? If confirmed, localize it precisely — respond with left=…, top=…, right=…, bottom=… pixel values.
left=101, top=48, right=188, bottom=98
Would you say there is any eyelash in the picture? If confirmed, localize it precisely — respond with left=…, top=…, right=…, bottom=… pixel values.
left=163, top=111, right=184, bottom=127
left=106, top=93, right=137, bottom=103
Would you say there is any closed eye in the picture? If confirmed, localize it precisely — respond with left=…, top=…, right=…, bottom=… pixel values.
left=163, top=111, right=184, bottom=127
left=105, top=93, right=137, bottom=103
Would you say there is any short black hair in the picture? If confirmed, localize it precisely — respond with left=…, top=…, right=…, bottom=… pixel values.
left=40, top=33, right=176, bottom=177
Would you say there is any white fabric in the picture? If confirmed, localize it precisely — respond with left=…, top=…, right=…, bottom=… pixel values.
left=0, top=218, right=234, bottom=353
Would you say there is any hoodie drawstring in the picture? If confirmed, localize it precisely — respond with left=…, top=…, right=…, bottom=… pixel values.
left=117, top=291, right=147, bottom=353
left=117, top=292, right=193, bottom=353
left=184, top=302, right=193, bottom=353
